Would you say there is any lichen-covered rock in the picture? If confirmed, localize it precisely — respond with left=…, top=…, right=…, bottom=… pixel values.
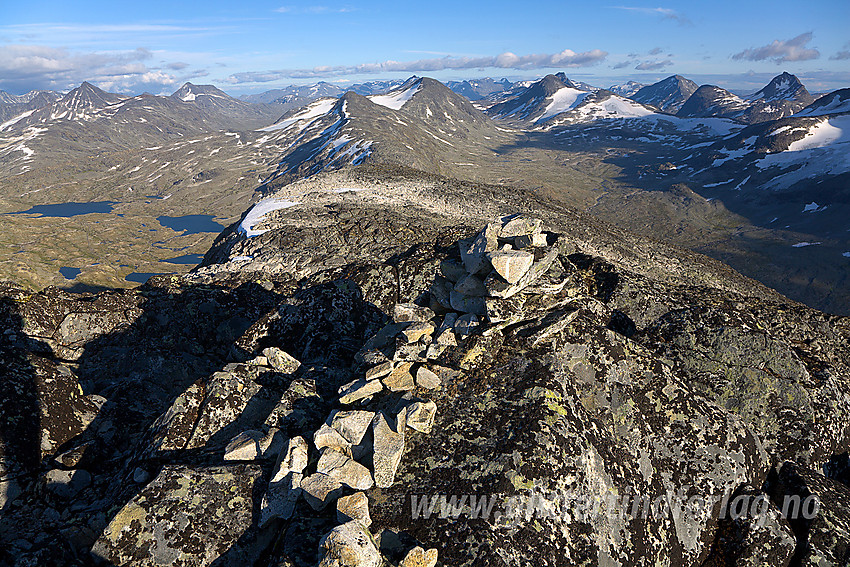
left=382, top=363, right=416, bottom=392
left=499, top=215, right=542, bottom=238
left=769, top=461, right=850, bottom=566
left=702, top=484, right=796, bottom=567
left=641, top=306, right=850, bottom=469
left=317, top=448, right=374, bottom=490
left=339, top=378, right=384, bottom=405
left=405, top=401, right=437, bottom=434
left=92, top=464, right=271, bottom=566
left=399, top=546, right=439, bottom=567
left=393, top=304, right=435, bottom=323
left=372, top=409, right=407, bottom=488
left=262, top=346, right=301, bottom=374
left=318, top=521, right=381, bottom=567
left=301, top=472, right=344, bottom=510
left=330, top=410, right=375, bottom=446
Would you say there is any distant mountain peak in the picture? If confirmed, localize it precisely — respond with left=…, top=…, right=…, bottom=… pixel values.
left=60, top=82, right=123, bottom=111
left=171, top=82, right=231, bottom=102
left=751, top=72, right=811, bottom=103
left=630, top=75, right=698, bottom=113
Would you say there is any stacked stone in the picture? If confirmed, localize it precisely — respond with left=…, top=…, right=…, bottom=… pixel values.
left=227, top=322, right=441, bottom=565
left=430, top=214, right=565, bottom=321
left=224, top=215, right=559, bottom=567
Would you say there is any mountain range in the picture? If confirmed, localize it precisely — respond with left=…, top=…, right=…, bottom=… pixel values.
left=1, top=64, right=850, bottom=567
left=0, top=70, right=848, bottom=314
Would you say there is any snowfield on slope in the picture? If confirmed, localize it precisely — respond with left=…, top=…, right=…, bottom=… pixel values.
left=754, top=115, right=850, bottom=189
left=239, top=198, right=301, bottom=237
left=536, top=87, right=589, bottom=122
left=259, top=99, right=336, bottom=132
left=368, top=82, right=421, bottom=110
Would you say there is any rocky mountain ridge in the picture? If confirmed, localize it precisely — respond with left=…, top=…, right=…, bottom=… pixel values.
left=2, top=167, right=850, bottom=566
left=630, top=74, right=698, bottom=113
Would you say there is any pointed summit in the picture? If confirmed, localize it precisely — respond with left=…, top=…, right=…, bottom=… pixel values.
left=59, top=82, right=124, bottom=112
left=676, top=84, right=747, bottom=120
left=486, top=74, right=584, bottom=121
left=751, top=72, right=813, bottom=104
left=171, top=82, right=232, bottom=102
left=630, top=75, right=698, bottom=113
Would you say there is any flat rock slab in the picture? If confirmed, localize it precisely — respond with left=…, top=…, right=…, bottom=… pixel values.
left=317, top=448, right=374, bottom=490
left=301, top=473, right=344, bottom=510
left=400, top=321, right=435, bottom=344
left=383, top=362, right=416, bottom=392
left=260, top=471, right=302, bottom=527
left=339, top=378, right=383, bottom=405
left=314, top=423, right=352, bottom=453
left=487, top=250, right=535, bottom=284
left=224, top=430, right=265, bottom=461
left=337, top=492, right=372, bottom=526
left=330, top=410, right=375, bottom=445
left=500, top=216, right=542, bottom=238
left=393, top=303, right=435, bottom=323
left=272, top=436, right=309, bottom=481
left=460, top=223, right=498, bottom=275
left=365, top=361, right=394, bottom=381
left=93, top=464, right=270, bottom=566
left=415, top=366, right=442, bottom=390
left=449, top=290, right=486, bottom=315
left=372, top=410, right=406, bottom=488
left=454, top=274, right=488, bottom=297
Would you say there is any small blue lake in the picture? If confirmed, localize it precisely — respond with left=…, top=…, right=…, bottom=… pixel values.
left=8, top=201, right=117, bottom=217
left=125, top=272, right=162, bottom=284
left=157, top=215, right=224, bottom=235
left=59, top=267, right=81, bottom=280
left=160, top=254, right=204, bottom=265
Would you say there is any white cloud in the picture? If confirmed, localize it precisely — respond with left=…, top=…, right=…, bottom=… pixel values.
left=0, top=44, right=188, bottom=94
left=226, top=49, right=608, bottom=83
left=613, top=6, right=692, bottom=26
left=635, top=59, right=673, bottom=71
left=732, top=32, right=820, bottom=63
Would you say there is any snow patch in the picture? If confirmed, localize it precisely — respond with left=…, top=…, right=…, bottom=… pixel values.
left=803, top=202, right=827, bottom=213
left=368, top=82, right=421, bottom=110
left=796, top=94, right=850, bottom=117
left=239, top=197, right=300, bottom=237
left=537, top=87, right=589, bottom=122
left=703, top=179, right=735, bottom=188
left=792, top=242, right=821, bottom=248
left=0, top=110, right=35, bottom=131
left=259, top=98, right=336, bottom=132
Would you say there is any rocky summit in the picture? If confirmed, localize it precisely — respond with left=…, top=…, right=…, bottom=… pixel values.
left=1, top=167, right=850, bottom=567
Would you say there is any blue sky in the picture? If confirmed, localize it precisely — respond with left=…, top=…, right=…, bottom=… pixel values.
left=1, top=1, right=848, bottom=96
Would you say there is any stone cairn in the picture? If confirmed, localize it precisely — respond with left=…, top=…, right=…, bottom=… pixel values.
left=228, top=215, right=563, bottom=567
